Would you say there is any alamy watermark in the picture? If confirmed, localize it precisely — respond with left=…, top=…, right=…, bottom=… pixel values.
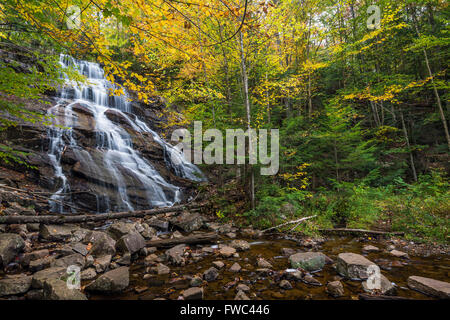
left=367, top=5, right=381, bottom=30
left=171, top=122, right=280, bottom=176
left=66, top=265, right=81, bottom=289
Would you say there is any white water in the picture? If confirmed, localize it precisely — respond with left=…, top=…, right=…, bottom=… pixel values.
left=47, top=54, right=203, bottom=213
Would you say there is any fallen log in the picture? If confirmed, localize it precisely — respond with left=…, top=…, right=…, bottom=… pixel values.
left=0, top=203, right=201, bottom=224
left=318, top=228, right=404, bottom=236
left=146, top=233, right=218, bottom=248
left=262, top=215, right=317, bottom=233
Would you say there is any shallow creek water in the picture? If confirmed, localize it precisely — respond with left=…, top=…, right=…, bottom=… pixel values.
left=88, top=235, right=450, bottom=300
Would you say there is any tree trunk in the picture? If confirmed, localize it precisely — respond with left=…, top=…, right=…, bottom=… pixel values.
left=238, top=30, right=255, bottom=210
left=400, top=110, right=418, bottom=182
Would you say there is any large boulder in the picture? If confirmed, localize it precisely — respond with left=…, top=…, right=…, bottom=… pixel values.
left=362, top=274, right=395, bottom=295
left=83, top=231, right=116, bottom=257
left=29, top=256, right=55, bottom=272
left=171, top=212, right=204, bottom=232
left=116, top=232, right=146, bottom=255
left=0, top=274, right=32, bottom=296
left=336, top=253, right=377, bottom=280
left=20, top=249, right=50, bottom=267
left=407, top=276, right=450, bottom=299
left=289, top=252, right=326, bottom=271
left=0, top=233, right=25, bottom=267
left=51, top=253, right=85, bottom=269
left=107, top=222, right=137, bottom=240
left=39, top=224, right=77, bottom=242
left=85, top=266, right=129, bottom=293
left=31, top=267, right=67, bottom=289
left=42, top=279, right=87, bottom=300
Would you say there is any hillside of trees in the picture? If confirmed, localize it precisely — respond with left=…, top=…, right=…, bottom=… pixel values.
left=0, top=0, right=448, bottom=242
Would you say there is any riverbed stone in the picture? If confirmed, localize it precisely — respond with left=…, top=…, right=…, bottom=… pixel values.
left=390, top=250, right=409, bottom=259
left=362, top=245, right=379, bottom=253
left=229, top=262, right=241, bottom=273
left=81, top=268, right=97, bottom=280
left=281, top=248, right=296, bottom=256
left=327, top=281, right=344, bottom=297
left=116, top=232, right=145, bottom=255
left=0, top=274, right=32, bottom=296
left=362, top=274, right=395, bottom=295
left=0, top=233, right=25, bottom=267
left=144, top=254, right=158, bottom=266
left=183, top=287, right=203, bottom=300
left=94, top=254, right=112, bottom=273
left=280, top=280, right=293, bottom=290
left=407, top=276, right=450, bottom=299
left=165, top=244, right=186, bottom=266
left=70, top=242, right=89, bottom=256
left=42, top=278, right=87, bottom=300
left=257, top=258, right=273, bottom=269
left=154, top=263, right=170, bottom=275
left=336, top=253, right=376, bottom=280
left=51, top=253, right=85, bottom=269
left=116, top=252, right=131, bottom=266
left=203, top=267, right=219, bottom=281
left=236, top=284, right=250, bottom=292
left=219, top=246, right=236, bottom=258
left=289, top=252, right=326, bottom=271
left=85, top=266, right=129, bottom=293
left=229, top=240, right=250, bottom=251
left=147, top=218, right=169, bottom=231
left=20, top=249, right=50, bottom=267
left=212, top=261, right=225, bottom=269
left=235, top=290, right=250, bottom=300
left=29, top=256, right=55, bottom=272
left=303, top=274, right=322, bottom=286
left=190, top=275, right=203, bottom=287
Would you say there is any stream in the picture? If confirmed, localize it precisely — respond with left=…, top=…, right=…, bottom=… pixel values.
left=87, top=234, right=450, bottom=300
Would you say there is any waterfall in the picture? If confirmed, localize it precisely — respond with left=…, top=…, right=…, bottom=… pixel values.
left=47, top=54, right=203, bottom=213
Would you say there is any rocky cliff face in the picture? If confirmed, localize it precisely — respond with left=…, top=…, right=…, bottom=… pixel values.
left=0, top=56, right=201, bottom=214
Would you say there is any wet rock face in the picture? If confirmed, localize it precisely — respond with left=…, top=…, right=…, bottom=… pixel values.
left=0, top=88, right=195, bottom=213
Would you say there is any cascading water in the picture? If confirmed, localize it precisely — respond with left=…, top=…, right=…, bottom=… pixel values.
left=47, top=54, right=203, bottom=213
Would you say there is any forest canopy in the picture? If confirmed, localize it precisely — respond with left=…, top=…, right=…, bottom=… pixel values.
left=0, top=0, right=448, bottom=241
